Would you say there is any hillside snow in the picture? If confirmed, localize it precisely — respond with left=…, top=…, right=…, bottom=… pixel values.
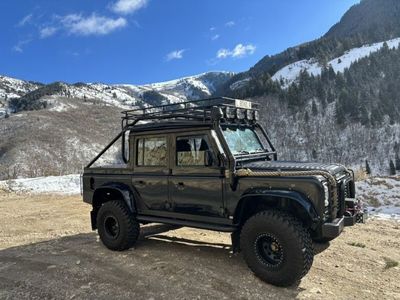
left=0, top=75, right=41, bottom=99
left=271, top=37, right=400, bottom=87
left=0, top=174, right=399, bottom=220
left=356, top=176, right=400, bottom=220
left=0, top=174, right=80, bottom=195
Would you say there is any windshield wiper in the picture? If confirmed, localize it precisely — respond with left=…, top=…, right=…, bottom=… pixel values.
left=236, top=150, right=250, bottom=155
left=251, top=148, right=265, bottom=153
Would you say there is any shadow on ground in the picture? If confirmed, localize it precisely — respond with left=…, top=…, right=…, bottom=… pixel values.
left=0, top=224, right=313, bottom=299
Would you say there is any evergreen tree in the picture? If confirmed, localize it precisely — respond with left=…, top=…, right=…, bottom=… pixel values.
left=311, top=100, right=318, bottom=116
left=365, top=160, right=371, bottom=175
left=395, top=153, right=400, bottom=171
left=312, top=149, right=317, bottom=160
left=389, top=160, right=396, bottom=175
left=304, top=111, right=309, bottom=123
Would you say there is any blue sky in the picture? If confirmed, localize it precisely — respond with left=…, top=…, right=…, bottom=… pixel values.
left=0, top=0, right=359, bottom=85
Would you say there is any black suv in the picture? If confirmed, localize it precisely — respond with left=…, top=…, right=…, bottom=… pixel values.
left=82, top=97, right=364, bottom=286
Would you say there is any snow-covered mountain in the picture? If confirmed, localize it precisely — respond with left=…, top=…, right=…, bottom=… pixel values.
left=1, top=71, right=234, bottom=114
left=271, top=37, right=400, bottom=88
left=0, top=75, right=42, bottom=116
left=0, top=71, right=234, bottom=179
left=0, top=75, right=42, bottom=99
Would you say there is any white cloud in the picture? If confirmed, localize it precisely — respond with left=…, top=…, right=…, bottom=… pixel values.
left=211, top=34, right=220, bottom=41
left=17, top=14, right=33, bottom=27
left=225, top=21, right=235, bottom=27
left=209, top=26, right=216, bottom=31
left=165, top=49, right=186, bottom=61
left=217, top=48, right=230, bottom=59
left=12, top=39, right=32, bottom=53
left=217, top=43, right=256, bottom=59
left=111, top=0, right=148, bottom=15
left=40, top=26, right=58, bottom=39
left=61, top=14, right=127, bottom=36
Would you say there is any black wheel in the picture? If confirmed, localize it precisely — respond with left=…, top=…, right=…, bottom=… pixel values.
left=240, top=210, right=313, bottom=287
left=313, top=236, right=335, bottom=244
left=96, top=200, right=140, bottom=251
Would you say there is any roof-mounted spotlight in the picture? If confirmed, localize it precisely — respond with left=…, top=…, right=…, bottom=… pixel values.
left=225, top=107, right=236, bottom=119
left=236, top=108, right=245, bottom=120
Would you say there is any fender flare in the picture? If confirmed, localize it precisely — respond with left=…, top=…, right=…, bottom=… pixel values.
left=92, top=183, right=136, bottom=213
left=234, top=189, right=320, bottom=225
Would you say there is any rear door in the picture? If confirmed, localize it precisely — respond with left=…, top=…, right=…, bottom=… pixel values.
left=169, top=131, right=225, bottom=221
left=132, top=134, right=171, bottom=213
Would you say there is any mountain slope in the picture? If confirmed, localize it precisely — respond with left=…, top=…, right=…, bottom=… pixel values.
left=271, top=37, right=400, bottom=87
left=0, top=71, right=234, bottom=179
left=4, top=71, right=234, bottom=113
left=325, top=0, right=400, bottom=39
left=219, top=0, right=400, bottom=95
left=2, top=0, right=400, bottom=179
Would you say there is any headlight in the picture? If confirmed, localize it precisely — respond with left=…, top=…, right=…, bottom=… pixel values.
left=254, top=110, right=259, bottom=121
left=323, top=181, right=329, bottom=207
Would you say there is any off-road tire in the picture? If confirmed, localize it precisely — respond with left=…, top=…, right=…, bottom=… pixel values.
left=313, top=236, right=335, bottom=244
left=97, top=200, right=140, bottom=251
left=240, top=210, right=313, bottom=286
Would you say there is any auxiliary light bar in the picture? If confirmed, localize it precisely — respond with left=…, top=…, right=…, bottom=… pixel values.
left=223, top=106, right=259, bottom=122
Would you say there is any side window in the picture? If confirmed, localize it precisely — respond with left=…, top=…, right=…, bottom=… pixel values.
left=136, top=137, right=167, bottom=166
left=176, top=136, right=213, bottom=166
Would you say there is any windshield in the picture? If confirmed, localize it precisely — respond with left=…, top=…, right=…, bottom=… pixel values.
left=222, top=126, right=265, bottom=155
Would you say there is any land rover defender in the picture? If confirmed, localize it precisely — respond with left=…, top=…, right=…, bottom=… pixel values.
left=82, top=97, right=365, bottom=286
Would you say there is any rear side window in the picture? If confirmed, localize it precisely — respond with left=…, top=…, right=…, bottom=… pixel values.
left=176, top=136, right=211, bottom=166
left=136, top=137, right=167, bottom=166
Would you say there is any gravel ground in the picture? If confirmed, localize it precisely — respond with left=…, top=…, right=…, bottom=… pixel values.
left=0, top=192, right=399, bottom=300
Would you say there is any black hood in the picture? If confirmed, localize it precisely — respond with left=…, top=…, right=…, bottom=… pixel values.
left=241, top=161, right=347, bottom=176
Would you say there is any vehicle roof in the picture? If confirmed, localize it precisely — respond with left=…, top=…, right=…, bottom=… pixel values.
left=128, top=121, right=213, bottom=134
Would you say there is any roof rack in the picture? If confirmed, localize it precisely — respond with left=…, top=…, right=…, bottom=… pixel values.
left=121, top=97, right=259, bottom=129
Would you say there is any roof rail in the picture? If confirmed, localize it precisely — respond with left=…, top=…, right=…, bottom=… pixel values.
left=121, top=97, right=259, bottom=129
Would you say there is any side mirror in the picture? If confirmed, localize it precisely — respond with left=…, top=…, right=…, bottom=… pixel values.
left=217, top=153, right=226, bottom=168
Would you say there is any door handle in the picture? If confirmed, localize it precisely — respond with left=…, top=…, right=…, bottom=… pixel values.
left=176, top=182, right=185, bottom=190
left=134, top=180, right=146, bottom=187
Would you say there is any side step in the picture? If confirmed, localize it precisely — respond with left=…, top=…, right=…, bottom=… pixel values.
left=137, top=215, right=237, bottom=232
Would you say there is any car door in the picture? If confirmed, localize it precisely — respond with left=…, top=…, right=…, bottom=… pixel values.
left=169, top=131, right=225, bottom=221
left=132, top=134, right=171, bottom=213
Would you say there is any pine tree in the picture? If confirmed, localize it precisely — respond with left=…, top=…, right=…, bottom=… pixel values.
left=311, top=100, right=318, bottom=116
left=395, top=153, right=400, bottom=171
left=389, top=160, right=396, bottom=175
left=312, top=149, right=317, bottom=160
left=304, top=111, right=309, bottom=123
left=365, top=160, right=371, bottom=175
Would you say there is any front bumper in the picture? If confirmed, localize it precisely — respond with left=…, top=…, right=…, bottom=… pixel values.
left=321, top=202, right=366, bottom=239
left=321, top=217, right=345, bottom=239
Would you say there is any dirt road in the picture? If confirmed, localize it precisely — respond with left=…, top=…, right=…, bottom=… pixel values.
left=0, top=192, right=399, bottom=299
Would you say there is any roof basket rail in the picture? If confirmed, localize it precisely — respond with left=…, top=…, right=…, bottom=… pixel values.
left=121, top=97, right=259, bottom=129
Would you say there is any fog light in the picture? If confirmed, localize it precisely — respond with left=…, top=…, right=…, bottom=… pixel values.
left=323, top=181, right=330, bottom=207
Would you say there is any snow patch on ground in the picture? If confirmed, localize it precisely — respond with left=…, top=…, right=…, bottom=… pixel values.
left=356, top=176, right=400, bottom=220
left=0, top=174, right=81, bottom=195
left=273, top=37, right=400, bottom=87
left=1, top=173, right=399, bottom=222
